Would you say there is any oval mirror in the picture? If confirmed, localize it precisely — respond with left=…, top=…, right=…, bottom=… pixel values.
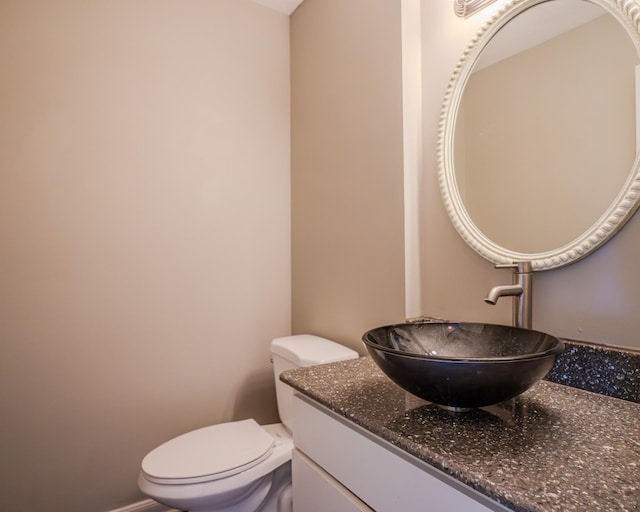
left=438, top=0, right=640, bottom=270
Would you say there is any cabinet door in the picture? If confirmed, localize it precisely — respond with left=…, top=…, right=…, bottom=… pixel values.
left=293, top=449, right=373, bottom=512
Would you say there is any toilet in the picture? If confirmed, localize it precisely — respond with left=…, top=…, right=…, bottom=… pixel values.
left=138, top=335, right=359, bottom=512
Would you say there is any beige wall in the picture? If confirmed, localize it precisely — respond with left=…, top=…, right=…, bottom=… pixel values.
left=420, top=1, right=640, bottom=350
left=0, top=1, right=290, bottom=510
left=290, top=0, right=406, bottom=352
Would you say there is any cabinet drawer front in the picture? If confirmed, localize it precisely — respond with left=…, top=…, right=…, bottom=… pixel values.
left=293, top=449, right=373, bottom=512
left=293, top=395, right=507, bottom=512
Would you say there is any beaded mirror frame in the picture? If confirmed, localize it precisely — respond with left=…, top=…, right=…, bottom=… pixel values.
left=438, top=0, right=640, bottom=270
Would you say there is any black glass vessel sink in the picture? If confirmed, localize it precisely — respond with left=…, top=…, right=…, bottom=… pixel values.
left=362, top=322, right=564, bottom=411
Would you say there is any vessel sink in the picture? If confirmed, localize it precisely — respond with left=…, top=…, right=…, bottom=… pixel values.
left=362, top=322, right=564, bottom=411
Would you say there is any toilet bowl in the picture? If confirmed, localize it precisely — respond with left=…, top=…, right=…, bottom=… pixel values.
left=139, top=422, right=293, bottom=512
left=138, top=335, right=358, bottom=512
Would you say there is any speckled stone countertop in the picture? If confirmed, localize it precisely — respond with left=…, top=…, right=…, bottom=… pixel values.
left=546, top=339, right=640, bottom=403
left=281, top=357, right=640, bottom=512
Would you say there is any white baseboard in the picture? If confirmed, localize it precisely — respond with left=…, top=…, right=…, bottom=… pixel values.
left=107, top=498, right=179, bottom=512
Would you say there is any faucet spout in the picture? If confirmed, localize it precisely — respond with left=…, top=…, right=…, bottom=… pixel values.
left=485, top=262, right=533, bottom=329
left=484, top=284, right=523, bottom=305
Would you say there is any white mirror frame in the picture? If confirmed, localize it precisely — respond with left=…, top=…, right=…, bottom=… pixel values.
left=438, top=0, right=640, bottom=271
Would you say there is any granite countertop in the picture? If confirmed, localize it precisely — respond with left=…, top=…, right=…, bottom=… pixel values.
left=281, top=357, right=640, bottom=512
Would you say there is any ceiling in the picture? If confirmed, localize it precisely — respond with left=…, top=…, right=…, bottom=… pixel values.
left=251, top=0, right=305, bottom=15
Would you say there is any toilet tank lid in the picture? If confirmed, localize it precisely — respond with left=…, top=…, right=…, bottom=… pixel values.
left=271, top=334, right=358, bottom=367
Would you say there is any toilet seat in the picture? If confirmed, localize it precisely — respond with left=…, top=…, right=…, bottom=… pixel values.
left=141, top=419, right=275, bottom=485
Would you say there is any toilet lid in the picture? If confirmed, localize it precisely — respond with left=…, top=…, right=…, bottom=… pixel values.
left=141, top=419, right=274, bottom=484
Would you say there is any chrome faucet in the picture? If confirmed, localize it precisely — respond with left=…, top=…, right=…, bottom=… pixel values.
left=484, top=261, right=533, bottom=329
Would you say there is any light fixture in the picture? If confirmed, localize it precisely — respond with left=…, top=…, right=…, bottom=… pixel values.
left=454, top=0, right=498, bottom=18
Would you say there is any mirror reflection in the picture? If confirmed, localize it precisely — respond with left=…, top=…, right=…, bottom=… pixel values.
left=454, top=0, right=639, bottom=254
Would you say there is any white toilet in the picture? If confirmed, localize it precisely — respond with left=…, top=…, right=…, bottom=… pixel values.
left=138, top=335, right=359, bottom=512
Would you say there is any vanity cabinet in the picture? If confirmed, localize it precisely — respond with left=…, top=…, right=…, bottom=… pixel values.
left=292, top=394, right=509, bottom=512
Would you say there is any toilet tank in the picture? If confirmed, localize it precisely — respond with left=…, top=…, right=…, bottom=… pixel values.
left=271, top=334, right=358, bottom=433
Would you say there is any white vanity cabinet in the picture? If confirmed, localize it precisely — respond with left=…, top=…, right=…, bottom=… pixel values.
left=292, top=394, right=510, bottom=512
